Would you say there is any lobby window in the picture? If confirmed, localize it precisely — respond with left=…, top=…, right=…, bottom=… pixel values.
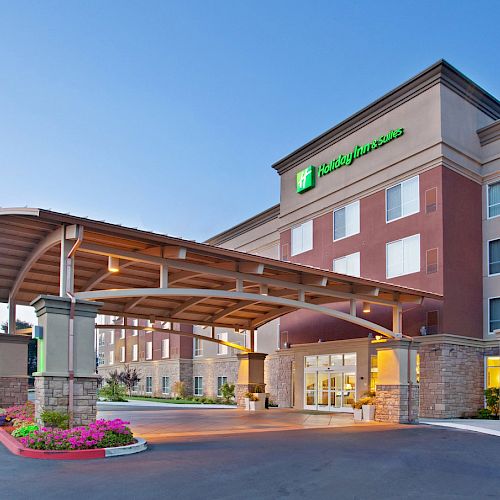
left=194, top=376, right=203, bottom=396
left=145, top=376, right=152, bottom=394
left=333, top=201, right=360, bottom=241
left=489, top=298, right=500, bottom=334
left=217, top=332, right=228, bottom=355
left=370, top=355, right=378, bottom=391
left=161, top=338, right=170, bottom=359
left=120, top=346, right=125, bottom=363
left=217, top=376, right=228, bottom=397
left=109, top=351, right=114, bottom=365
left=333, top=252, right=360, bottom=277
left=488, top=181, right=500, bottom=218
left=386, top=234, right=420, bottom=278
left=146, top=341, right=153, bottom=360
left=489, top=239, right=500, bottom=276
left=132, top=344, right=138, bottom=361
left=194, top=338, right=203, bottom=357
left=486, top=357, right=500, bottom=388
left=162, top=376, right=170, bottom=395
left=291, top=220, right=313, bottom=256
left=386, top=176, right=419, bottom=222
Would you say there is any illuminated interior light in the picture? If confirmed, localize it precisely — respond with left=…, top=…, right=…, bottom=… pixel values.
left=362, top=302, right=371, bottom=313
left=108, top=256, right=120, bottom=273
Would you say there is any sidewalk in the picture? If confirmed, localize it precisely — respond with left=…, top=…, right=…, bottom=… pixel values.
left=420, top=418, right=500, bottom=437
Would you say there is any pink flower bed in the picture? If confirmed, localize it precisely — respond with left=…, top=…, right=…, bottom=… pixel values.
left=4, top=402, right=35, bottom=427
left=20, top=419, right=134, bottom=451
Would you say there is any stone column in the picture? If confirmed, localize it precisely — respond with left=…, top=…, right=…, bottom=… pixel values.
left=31, top=295, right=102, bottom=426
left=375, top=341, right=419, bottom=423
left=236, top=352, right=267, bottom=407
left=0, top=334, right=31, bottom=407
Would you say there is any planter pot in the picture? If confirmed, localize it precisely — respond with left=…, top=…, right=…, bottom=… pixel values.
left=353, top=409, right=363, bottom=422
left=362, top=404, right=375, bottom=421
left=252, top=393, right=267, bottom=410
left=249, top=401, right=257, bottom=411
left=244, top=398, right=250, bottom=410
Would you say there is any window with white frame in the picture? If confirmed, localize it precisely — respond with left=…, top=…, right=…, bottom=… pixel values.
left=291, top=220, right=313, bottom=256
left=98, top=352, right=105, bottom=366
left=488, top=181, right=500, bottom=219
left=98, top=333, right=105, bottom=347
left=217, top=376, right=228, bottom=397
left=333, top=252, right=360, bottom=277
left=386, top=176, right=419, bottom=222
left=217, top=332, right=228, bottom=355
left=333, top=201, right=360, bottom=241
left=132, top=344, right=138, bottom=361
left=110, top=331, right=114, bottom=345
left=145, top=376, right=152, bottom=393
left=489, top=239, right=500, bottom=276
left=194, top=376, right=203, bottom=396
left=161, top=338, right=170, bottom=358
left=490, top=298, right=500, bottom=334
left=120, top=346, right=125, bottom=363
left=386, top=234, right=420, bottom=278
left=162, top=376, right=170, bottom=395
left=109, top=351, right=114, bottom=365
left=146, top=341, right=153, bottom=360
left=194, top=337, right=203, bottom=357
left=132, top=318, right=138, bottom=336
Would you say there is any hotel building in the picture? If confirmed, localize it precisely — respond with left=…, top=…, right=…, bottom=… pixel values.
left=98, top=60, right=500, bottom=419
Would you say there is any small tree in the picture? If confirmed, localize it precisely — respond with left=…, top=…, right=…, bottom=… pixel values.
left=172, top=380, right=186, bottom=398
left=119, top=365, right=141, bottom=396
left=220, top=383, right=235, bottom=404
left=99, top=370, right=127, bottom=402
left=485, top=388, right=500, bottom=418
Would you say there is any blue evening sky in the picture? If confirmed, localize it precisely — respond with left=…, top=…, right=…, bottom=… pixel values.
left=0, top=1, right=499, bottom=322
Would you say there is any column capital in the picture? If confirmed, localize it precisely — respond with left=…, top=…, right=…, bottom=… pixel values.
left=30, top=295, right=103, bottom=318
left=236, top=352, right=267, bottom=361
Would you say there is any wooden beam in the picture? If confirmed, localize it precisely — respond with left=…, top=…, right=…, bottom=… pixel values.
left=238, top=262, right=264, bottom=274
left=302, top=275, right=328, bottom=287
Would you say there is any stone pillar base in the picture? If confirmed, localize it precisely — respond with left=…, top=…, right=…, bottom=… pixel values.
left=0, top=376, right=29, bottom=407
left=235, top=383, right=267, bottom=408
left=375, top=384, right=419, bottom=423
left=236, top=352, right=267, bottom=408
left=35, top=375, right=99, bottom=426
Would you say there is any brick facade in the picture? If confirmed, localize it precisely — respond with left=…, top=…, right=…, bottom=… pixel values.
left=0, top=377, right=29, bottom=407
left=35, top=376, right=99, bottom=426
left=265, top=353, right=294, bottom=407
left=375, top=384, right=419, bottom=423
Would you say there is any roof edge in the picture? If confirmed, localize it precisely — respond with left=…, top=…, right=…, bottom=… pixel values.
left=272, top=59, right=500, bottom=175
left=477, top=119, right=500, bottom=146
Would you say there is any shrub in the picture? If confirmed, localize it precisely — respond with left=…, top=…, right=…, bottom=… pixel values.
left=40, top=410, right=69, bottom=430
left=172, top=381, right=186, bottom=398
left=220, top=383, right=235, bottom=404
left=485, top=388, right=500, bottom=418
left=12, top=424, right=39, bottom=438
left=20, top=418, right=134, bottom=451
left=119, top=365, right=142, bottom=396
left=5, top=402, right=35, bottom=426
left=477, top=408, right=492, bottom=419
left=99, top=381, right=127, bottom=402
left=244, top=392, right=258, bottom=401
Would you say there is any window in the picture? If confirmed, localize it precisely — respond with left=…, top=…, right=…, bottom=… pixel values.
left=98, top=352, right=105, bottom=366
left=333, top=252, right=360, bottom=277
left=132, top=344, right=138, bottom=361
left=426, top=248, right=438, bottom=274
left=333, top=201, right=360, bottom=241
left=217, top=332, right=228, bottom=355
left=489, top=239, right=500, bottom=276
left=291, top=220, right=313, bottom=256
left=489, top=298, right=500, bottom=334
left=386, top=176, right=419, bottom=222
left=120, top=346, right=125, bottom=363
left=217, top=376, right=228, bottom=397
left=162, top=376, right=170, bottom=395
left=146, top=341, right=153, bottom=360
left=161, top=339, right=170, bottom=358
left=486, top=357, right=500, bottom=388
left=110, top=331, right=114, bottom=345
left=98, top=334, right=105, bottom=347
left=132, top=318, right=138, bottom=336
left=426, top=310, right=439, bottom=335
left=145, top=376, right=152, bottom=393
left=194, top=337, right=203, bottom=357
left=370, top=355, right=378, bottom=391
left=386, top=234, right=420, bottom=278
left=194, top=376, right=203, bottom=396
left=425, top=187, right=437, bottom=214
left=109, top=351, right=114, bottom=365
left=132, top=380, right=138, bottom=392
left=488, top=181, right=500, bottom=218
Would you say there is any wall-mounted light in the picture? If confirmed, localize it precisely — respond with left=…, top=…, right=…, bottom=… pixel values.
left=108, top=256, right=120, bottom=273
left=362, top=302, right=371, bottom=313
left=375, top=334, right=382, bottom=341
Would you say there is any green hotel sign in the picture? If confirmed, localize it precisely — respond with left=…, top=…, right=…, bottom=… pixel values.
left=296, top=128, right=405, bottom=194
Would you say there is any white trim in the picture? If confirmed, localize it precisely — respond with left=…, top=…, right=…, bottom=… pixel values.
left=487, top=238, right=500, bottom=277
left=385, top=175, right=420, bottom=224
left=487, top=180, right=500, bottom=220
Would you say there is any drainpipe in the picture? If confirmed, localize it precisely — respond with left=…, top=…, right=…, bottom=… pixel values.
left=65, top=229, right=83, bottom=429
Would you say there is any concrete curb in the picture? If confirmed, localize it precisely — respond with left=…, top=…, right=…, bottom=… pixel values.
left=420, top=420, right=500, bottom=437
left=0, top=428, right=148, bottom=460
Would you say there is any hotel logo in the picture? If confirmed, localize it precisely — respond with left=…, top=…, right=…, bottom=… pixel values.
left=296, top=165, right=315, bottom=194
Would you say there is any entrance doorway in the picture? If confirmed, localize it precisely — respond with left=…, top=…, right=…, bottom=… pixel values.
left=304, top=353, right=356, bottom=412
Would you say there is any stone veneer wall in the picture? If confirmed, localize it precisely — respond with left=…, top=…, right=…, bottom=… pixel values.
left=375, top=384, right=419, bottom=423
left=0, top=377, right=29, bottom=407
left=419, top=342, right=484, bottom=418
left=265, top=353, right=294, bottom=407
left=35, top=376, right=98, bottom=426
left=193, top=358, right=239, bottom=398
